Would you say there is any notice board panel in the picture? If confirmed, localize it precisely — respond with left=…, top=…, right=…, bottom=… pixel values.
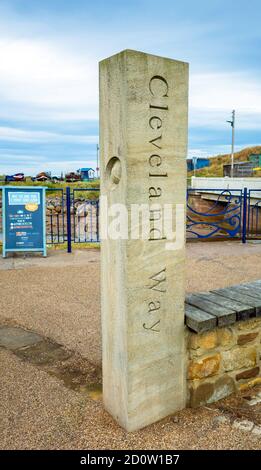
left=2, top=187, right=46, bottom=257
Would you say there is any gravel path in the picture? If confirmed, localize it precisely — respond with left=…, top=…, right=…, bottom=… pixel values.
left=0, top=241, right=261, bottom=449
left=0, top=249, right=101, bottom=363
left=0, top=241, right=260, bottom=364
left=0, top=348, right=260, bottom=450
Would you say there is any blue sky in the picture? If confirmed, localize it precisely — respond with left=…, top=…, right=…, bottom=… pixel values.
left=0, top=0, right=260, bottom=175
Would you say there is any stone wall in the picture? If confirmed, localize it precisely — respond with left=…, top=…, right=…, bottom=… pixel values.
left=186, top=318, right=261, bottom=407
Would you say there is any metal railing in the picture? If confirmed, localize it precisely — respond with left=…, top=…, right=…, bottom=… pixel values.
left=46, top=187, right=100, bottom=247
left=46, top=188, right=66, bottom=244
left=247, top=189, right=261, bottom=239
left=71, top=188, right=99, bottom=244
left=186, top=188, right=244, bottom=240
left=0, top=186, right=260, bottom=253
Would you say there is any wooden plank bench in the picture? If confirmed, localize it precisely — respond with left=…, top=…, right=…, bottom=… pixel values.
left=185, top=280, right=261, bottom=333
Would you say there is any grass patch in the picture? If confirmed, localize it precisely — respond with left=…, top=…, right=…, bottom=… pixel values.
left=47, top=242, right=100, bottom=250
left=1, top=180, right=100, bottom=200
left=188, top=145, right=261, bottom=178
left=1, top=179, right=100, bottom=190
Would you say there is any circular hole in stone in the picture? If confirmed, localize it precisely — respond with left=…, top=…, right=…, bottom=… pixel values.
left=106, top=157, right=122, bottom=189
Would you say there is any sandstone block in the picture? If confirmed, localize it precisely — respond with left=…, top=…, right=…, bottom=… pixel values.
left=189, top=330, right=218, bottom=351
left=189, top=375, right=235, bottom=407
left=239, top=377, right=261, bottom=391
left=100, top=50, right=188, bottom=431
left=237, top=318, right=261, bottom=331
left=209, top=375, right=236, bottom=403
left=235, top=367, right=259, bottom=381
left=222, top=347, right=256, bottom=372
left=188, top=354, right=220, bottom=380
left=217, top=327, right=235, bottom=349
left=237, top=332, right=258, bottom=346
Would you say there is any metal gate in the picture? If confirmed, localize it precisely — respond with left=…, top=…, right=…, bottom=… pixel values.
left=46, top=188, right=66, bottom=244
left=45, top=187, right=100, bottom=248
left=186, top=188, right=244, bottom=240
left=247, top=189, right=261, bottom=240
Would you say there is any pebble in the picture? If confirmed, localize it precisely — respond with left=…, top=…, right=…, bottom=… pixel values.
left=252, top=426, right=261, bottom=437
left=248, top=397, right=261, bottom=406
left=213, top=415, right=230, bottom=426
left=172, top=416, right=179, bottom=423
left=232, top=419, right=254, bottom=432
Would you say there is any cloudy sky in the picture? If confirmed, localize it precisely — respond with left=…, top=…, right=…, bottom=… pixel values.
left=0, top=0, right=260, bottom=175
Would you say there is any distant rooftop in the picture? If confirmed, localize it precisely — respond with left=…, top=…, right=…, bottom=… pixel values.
left=77, top=168, right=94, bottom=172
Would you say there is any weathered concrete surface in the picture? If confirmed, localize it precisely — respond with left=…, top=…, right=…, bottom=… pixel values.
left=0, top=326, right=42, bottom=350
left=100, top=50, right=188, bottom=430
left=0, top=249, right=102, bottom=364
left=0, top=324, right=101, bottom=394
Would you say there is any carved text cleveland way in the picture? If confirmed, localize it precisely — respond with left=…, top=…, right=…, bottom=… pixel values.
left=144, top=75, right=169, bottom=333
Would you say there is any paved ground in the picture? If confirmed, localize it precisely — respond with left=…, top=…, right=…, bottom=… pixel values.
left=0, top=248, right=101, bottom=364
left=0, top=241, right=261, bottom=364
left=0, top=241, right=261, bottom=449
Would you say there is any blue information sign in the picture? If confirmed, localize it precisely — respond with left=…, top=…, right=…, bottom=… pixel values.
left=2, top=187, right=47, bottom=257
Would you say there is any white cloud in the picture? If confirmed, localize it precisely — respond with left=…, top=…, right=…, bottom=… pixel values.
left=189, top=72, right=261, bottom=129
left=190, top=72, right=261, bottom=111
left=0, top=153, right=45, bottom=162
left=0, top=26, right=260, bottom=134
left=0, top=35, right=261, bottom=130
left=0, top=126, right=98, bottom=143
left=187, top=143, right=260, bottom=159
left=0, top=37, right=98, bottom=120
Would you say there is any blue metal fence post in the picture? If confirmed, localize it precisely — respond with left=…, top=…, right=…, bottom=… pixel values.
left=242, top=187, right=248, bottom=244
left=2, top=187, right=6, bottom=257
left=66, top=187, right=72, bottom=253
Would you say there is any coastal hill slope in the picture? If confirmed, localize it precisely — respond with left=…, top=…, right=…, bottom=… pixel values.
left=190, top=146, right=261, bottom=177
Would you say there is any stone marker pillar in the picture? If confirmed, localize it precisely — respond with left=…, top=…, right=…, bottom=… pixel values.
left=99, top=49, right=188, bottom=431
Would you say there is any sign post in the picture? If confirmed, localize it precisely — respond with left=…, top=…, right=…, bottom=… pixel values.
left=100, top=50, right=188, bottom=431
left=2, top=186, right=47, bottom=257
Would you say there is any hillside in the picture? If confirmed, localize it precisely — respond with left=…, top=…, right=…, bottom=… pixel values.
left=189, top=145, right=261, bottom=177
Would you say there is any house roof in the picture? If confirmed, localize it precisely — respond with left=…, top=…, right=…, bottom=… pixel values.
left=78, top=168, right=94, bottom=172
left=187, top=157, right=209, bottom=161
